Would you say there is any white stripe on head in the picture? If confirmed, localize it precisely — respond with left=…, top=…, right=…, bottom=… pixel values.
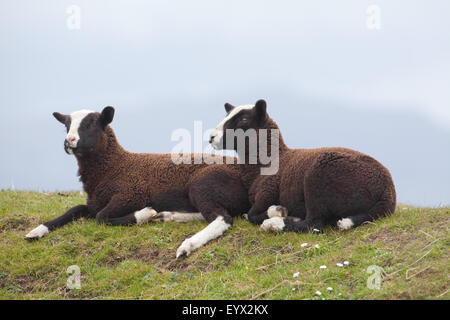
left=66, top=109, right=94, bottom=148
left=210, top=104, right=254, bottom=149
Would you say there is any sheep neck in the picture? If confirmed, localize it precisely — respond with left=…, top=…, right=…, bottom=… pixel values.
left=75, top=127, right=127, bottom=195
left=236, top=118, right=289, bottom=188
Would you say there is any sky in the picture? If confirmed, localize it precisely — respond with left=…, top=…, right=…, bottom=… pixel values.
left=0, top=1, right=449, bottom=206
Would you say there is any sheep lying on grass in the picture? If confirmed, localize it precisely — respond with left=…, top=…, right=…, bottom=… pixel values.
left=209, top=99, right=396, bottom=233
left=26, top=107, right=250, bottom=258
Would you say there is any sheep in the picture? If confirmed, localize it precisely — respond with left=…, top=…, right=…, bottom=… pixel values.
left=25, top=106, right=250, bottom=258
left=209, top=99, right=396, bottom=233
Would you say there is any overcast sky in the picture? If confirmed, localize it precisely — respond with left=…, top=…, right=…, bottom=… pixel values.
left=1, top=1, right=449, bottom=206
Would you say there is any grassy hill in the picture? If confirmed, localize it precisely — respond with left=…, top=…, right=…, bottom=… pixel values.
left=0, top=191, right=448, bottom=299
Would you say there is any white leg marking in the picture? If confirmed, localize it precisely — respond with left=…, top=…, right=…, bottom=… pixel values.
left=260, top=217, right=285, bottom=232
left=25, top=224, right=49, bottom=239
left=134, top=207, right=158, bottom=224
left=337, top=217, right=354, bottom=230
left=160, top=211, right=204, bottom=222
left=176, top=216, right=230, bottom=258
left=267, top=205, right=288, bottom=218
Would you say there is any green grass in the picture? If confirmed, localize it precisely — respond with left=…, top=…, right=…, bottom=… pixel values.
left=0, top=190, right=448, bottom=300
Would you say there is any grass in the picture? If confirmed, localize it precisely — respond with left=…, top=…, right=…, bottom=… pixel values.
left=0, top=190, right=448, bottom=300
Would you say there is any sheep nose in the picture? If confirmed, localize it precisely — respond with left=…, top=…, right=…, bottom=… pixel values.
left=65, top=136, right=78, bottom=147
left=209, top=135, right=215, bottom=144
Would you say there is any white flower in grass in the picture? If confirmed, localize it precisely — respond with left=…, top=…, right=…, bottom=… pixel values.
left=344, top=261, right=350, bottom=265
left=327, top=287, right=333, bottom=291
left=293, top=272, right=299, bottom=278
left=292, top=288, right=296, bottom=291
left=314, top=244, right=320, bottom=249
left=336, top=263, right=344, bottom=267
left=301, top=243, right=308, bottom=247
left=319, top=265, right=327, bottom=269
left=315, top=290, right=322, bottom=296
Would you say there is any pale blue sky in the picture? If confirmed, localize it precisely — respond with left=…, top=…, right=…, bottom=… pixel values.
left=1, top=1, right=449, bottom=206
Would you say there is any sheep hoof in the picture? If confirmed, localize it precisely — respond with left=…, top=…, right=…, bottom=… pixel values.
left=148, top=208, right=160, bottom=219
left=337, top=218, right=354, bottom=230
left=267, top=205, right=288, bottom=218
left=176, top=250, right=188, bottom=259
left=153, top=211, right=172, bottom=222
left=176, top=238, right=195, bottom=259
left=260, top=217, right=285, bottom=232
left=135, top=207, right=158, bottom=224
left=25, top=224, right=49, bottom=241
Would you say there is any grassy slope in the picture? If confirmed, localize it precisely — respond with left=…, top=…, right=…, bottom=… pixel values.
left=0, top=191, right=448, bottom=300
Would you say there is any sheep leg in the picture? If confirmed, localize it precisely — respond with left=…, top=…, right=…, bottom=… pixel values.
left=95, top=196, right=151, bottom=225
left=106, top=209, right=154, bottom=226
left=149, top=211, right=205, bottom=223
left=103, top=207, right=205, bottom=226
left=101, top=209, right=205, bottom=225
left=261, top=196, right=322, bottom=233
left=246, top=175, right=281, bottom=225
left=25, top=204, right=90, bottom=241
left=247, top=205, right=288, bottom=225
left=336, top=194, right=396, bottom=230
left=176, top=212, right=232, bottom=259
left=175, top=165, right=249, bottom=258
left=261, top=217, right=323, bottom=233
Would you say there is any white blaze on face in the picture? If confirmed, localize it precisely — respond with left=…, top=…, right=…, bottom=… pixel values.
left=210, top=104, right=254, bottom=150
left=66, top=109, right=94, bottom=148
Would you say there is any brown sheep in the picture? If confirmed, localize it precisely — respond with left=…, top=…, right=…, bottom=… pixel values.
left=209, top=99, right=396, bottom=233
left=25, top=107, right=250, bottom=258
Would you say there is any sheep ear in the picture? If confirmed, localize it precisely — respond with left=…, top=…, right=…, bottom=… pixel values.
left=100, top=106, right=115, bottom=128
left=53, top=112, right=68, bottom=124
left=255, top=99, right=267, bottom=122
left=224, top=103, right=235, bottom=114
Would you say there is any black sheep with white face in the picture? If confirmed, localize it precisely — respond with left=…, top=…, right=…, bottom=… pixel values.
left=210, top=101, right=268, bottom=151
left=53, top=107, right=114, bottom=156
left=25, top=106, right=251, bottom=259
left=210, top=99, right=396, bottom=233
